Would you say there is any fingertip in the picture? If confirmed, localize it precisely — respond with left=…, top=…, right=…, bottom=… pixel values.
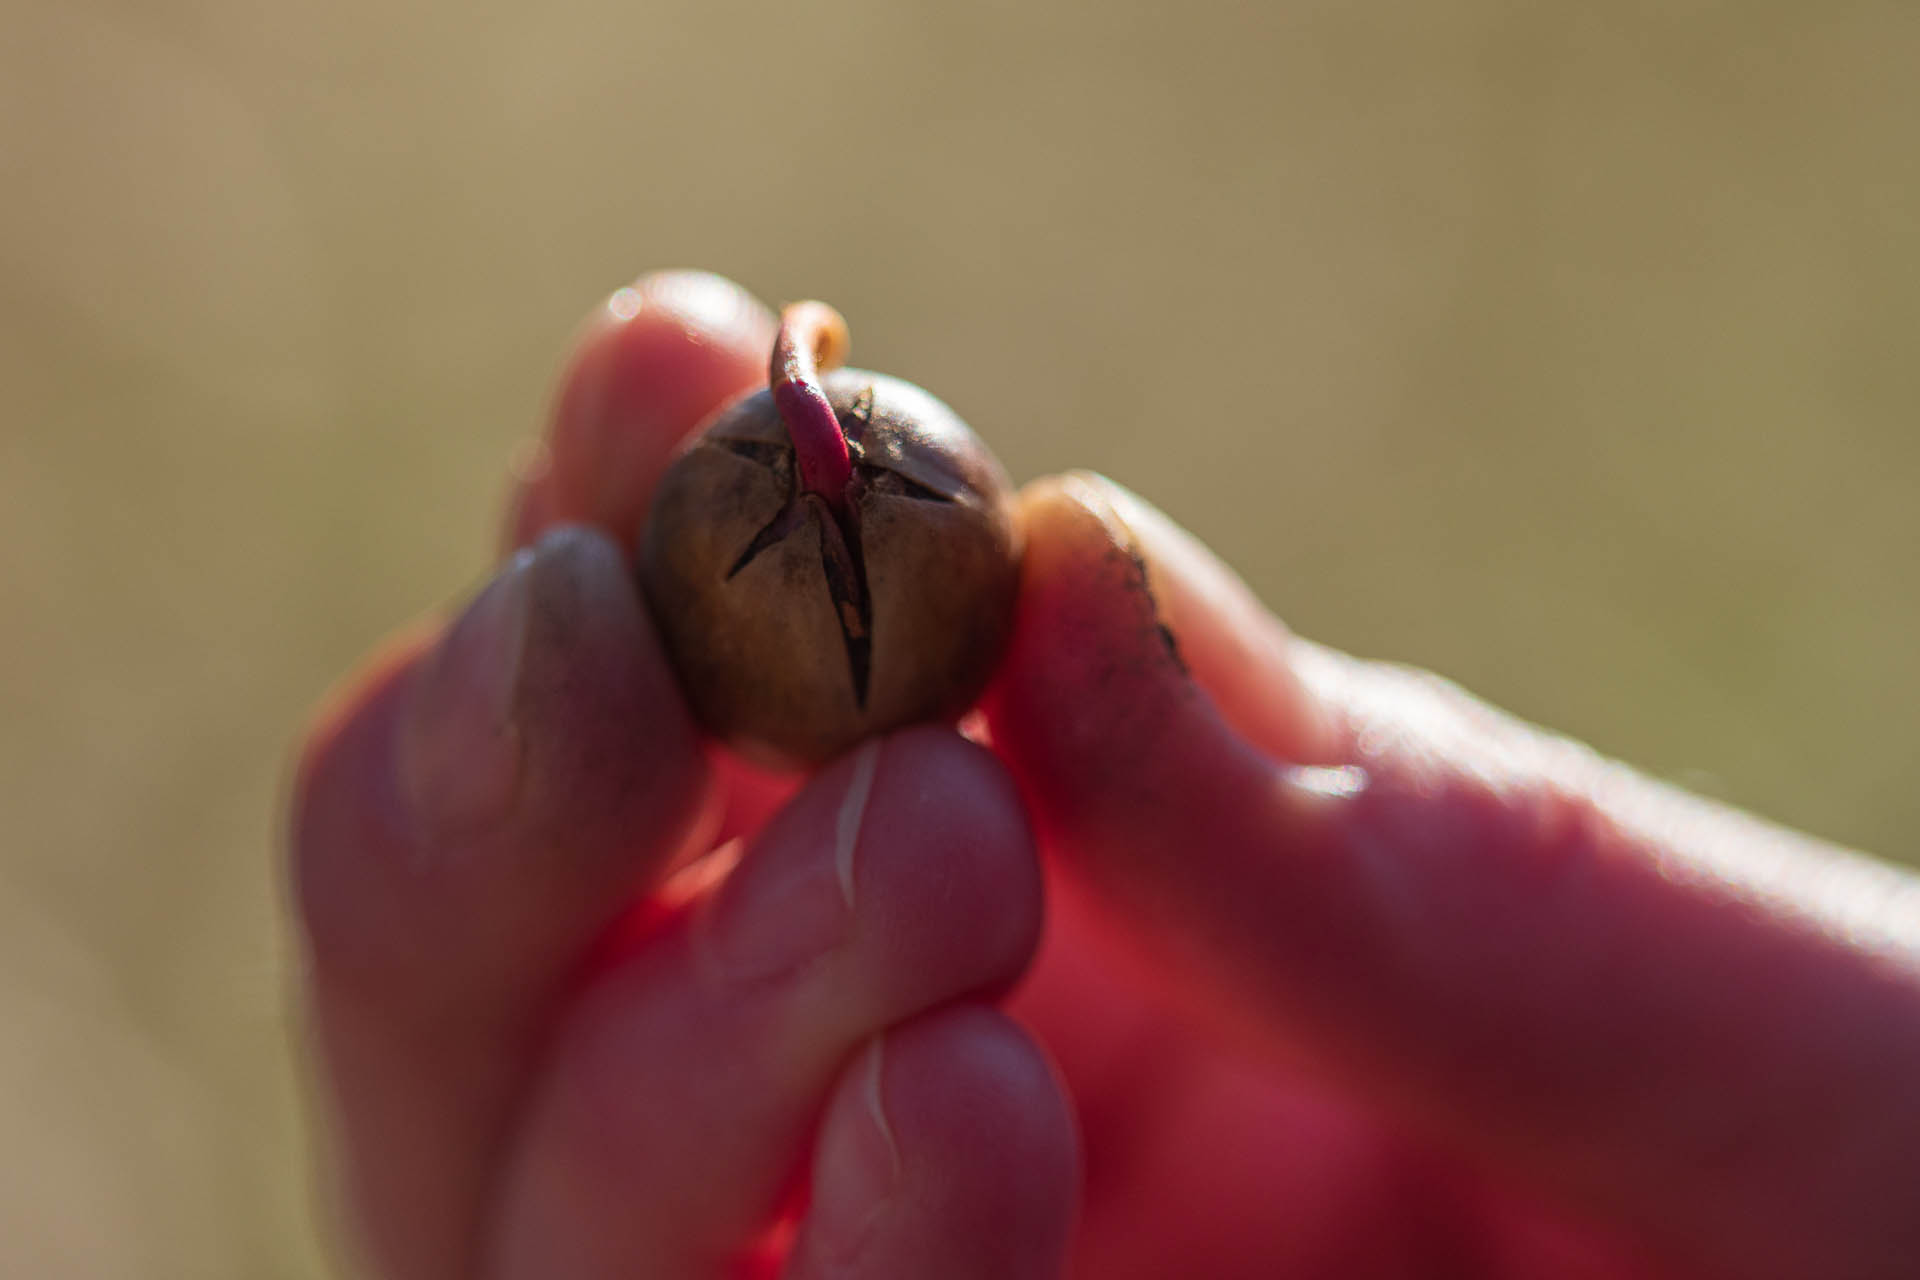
left=1000, top=471, right=1329, bottom=760
left=855, top=728, right=1044, bottom=991
left=879, top=1006, right=1079, bottom=1216
left=984, top=473, right=1280, bottom=861
left=698, top=726, right=1042, bottom=1005
left=504, top=524, right=718, bottom=860
left=292, top=523, right=716, bottom=1005
left=628, top=269, right=780, bottom=350
left=986, top=471, right=1193, bottom=787
left=1097, top=476, right=1335, bottom=763
left=793, top=1008, right=1077, bottom=1279
left=525, top=270, right=777, bottom=553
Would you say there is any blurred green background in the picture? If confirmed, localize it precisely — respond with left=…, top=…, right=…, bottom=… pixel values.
left=3, top=1, right=1916, bottom=1274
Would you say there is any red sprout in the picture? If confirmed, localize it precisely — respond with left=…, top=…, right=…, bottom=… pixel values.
left=770, top=301, right=854, bottom=509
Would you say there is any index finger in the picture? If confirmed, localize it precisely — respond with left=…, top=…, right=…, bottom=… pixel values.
left=501, top=272, right=801, bottom=835
left=502, top=270, right=776, bottom=557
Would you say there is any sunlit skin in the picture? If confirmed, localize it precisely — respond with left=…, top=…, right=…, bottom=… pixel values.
left=290, top=270, right=1920, bottom=1279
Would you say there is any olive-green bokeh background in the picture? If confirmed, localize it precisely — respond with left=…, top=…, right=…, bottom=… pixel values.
left=4, top=2, right=1916, bottom=1274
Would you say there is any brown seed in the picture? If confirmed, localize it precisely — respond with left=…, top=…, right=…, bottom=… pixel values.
left=638, top=305, right=1021, bottom=769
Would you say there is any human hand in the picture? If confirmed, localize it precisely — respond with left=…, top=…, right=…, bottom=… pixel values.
left=291, top=271, right=1920, bottom=1279
left=984, top=474, right=1920, bottom=1279
left=290, top=273, right=1073, bottom=1278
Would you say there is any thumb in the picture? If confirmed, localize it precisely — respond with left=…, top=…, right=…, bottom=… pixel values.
left=982, top=472, right=1920, bottom=1280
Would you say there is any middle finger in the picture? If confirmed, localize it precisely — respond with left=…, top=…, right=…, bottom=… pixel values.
left=484, top=727, right=1043, bottom=1277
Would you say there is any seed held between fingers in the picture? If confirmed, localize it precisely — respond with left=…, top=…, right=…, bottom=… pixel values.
left=638, top=302, right=1022, bottom=769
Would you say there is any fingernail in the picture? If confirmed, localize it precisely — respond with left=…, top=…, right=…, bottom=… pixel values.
left=1057, top=472, right=1189, bottom=674
left=1061, top=471, right=1339, bottom=763
left=1055, top=471, right=1137, bottom=548
left=399, top=549, right=535, bottom=840
left=702, top=740, right=881, bottom=983
left=811, top=1035, right=902, bottom=1263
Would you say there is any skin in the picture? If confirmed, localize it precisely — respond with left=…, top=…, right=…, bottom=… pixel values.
left=290, top=270, right=1920, bottom=1279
